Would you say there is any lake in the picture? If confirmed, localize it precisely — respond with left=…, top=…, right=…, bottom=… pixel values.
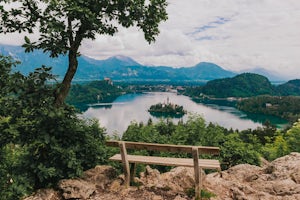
left=82, top=92, right=288, bottom=136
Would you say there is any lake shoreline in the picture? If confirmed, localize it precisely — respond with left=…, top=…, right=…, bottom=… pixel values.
left=81, top=92, right=288, bottom=135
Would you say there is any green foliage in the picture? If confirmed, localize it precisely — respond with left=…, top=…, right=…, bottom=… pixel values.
left=239, top=121, right=277, bottom=145
left=183, top=74, right=300, bottom=124
left=237, top=96, right=300, bottom=122
left=276, top=79, right=300, bottom=96
left=260, top=120, right=300, bottom=161
left=196, top=73, right=275, bottom=98
left=66, top=80, right=124, bottom=106
left=262, top=135, right=289, bottom=160
left=286, top=120, right=300, bottom=152
left=0, top=56, right=108, bottom=199
left=0, top=144, right=34, bottom=200
left=122, top=114, right=261, bottom=170
left=185, top=187, right=216, bottom=199
left=201, top=189, right=217, bottom=199
left=220, top=133, right=261, bottom=168
left=184, top=75, right=300, bottom=98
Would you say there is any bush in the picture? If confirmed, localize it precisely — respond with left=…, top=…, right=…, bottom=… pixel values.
left=0, top=55, right=108, bottom=199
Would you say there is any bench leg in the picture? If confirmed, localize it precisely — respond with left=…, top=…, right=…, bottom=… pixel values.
left=119, top=142, right=130, bottom=187
left=192, top=147, right=201, bottom=199
left=130, top=163, right=136, bottom=183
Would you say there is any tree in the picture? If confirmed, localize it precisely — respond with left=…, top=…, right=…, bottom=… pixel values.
left=0, top=55, right=108, bottom=199
left=221, top=133, right=260, bottom=168
left=0, top=0, right=168, bottom=106
left=286, top=119, right=300, bottom=152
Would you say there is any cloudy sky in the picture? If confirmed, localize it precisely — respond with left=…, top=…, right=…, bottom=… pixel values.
left=1, top=0, right=300, bottom=79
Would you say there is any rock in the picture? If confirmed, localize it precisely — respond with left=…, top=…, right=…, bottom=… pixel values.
left=58, top=179, right=96, bottom=199
left=24, top=152, right=300, bottom=200
left=245, top=174, right=259, bottom=182
left=270, top=152, right=300, bottom=180
left=151, top=194, right=163, bottom=200
left=139, top=166, right=197, bottom=193
left=82, top=165, right=117, bottom=190
left=57, top=165, right=116, bottom=199
left=109, top=179, right=123, bottom=192
left=174, top=195, right=189, bottom=200
left=272, top=179, right=300, bottom=195
left=291, top=168, right=300, bottom=184
left=139, top=165, right=162, bottom=187
left=205, top=152, right=300, bottom=200
left=230, top=187, right=247, bottom=200
left=224, top=164, right=262, bottom=181
left=160, top=167, right=198, bottom=192
left=23, top=189, right=60, bottom=200
left=264, top=164, right=276, bottom=174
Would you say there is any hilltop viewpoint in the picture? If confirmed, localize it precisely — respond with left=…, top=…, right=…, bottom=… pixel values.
left=25, top=152, right=300, bottom=200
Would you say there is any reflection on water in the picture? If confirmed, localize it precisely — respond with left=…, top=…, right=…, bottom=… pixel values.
left=82, top=92, right=288, bottom=136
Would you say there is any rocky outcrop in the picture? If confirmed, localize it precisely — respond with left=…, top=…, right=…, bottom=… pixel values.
left=205, top=152, right=300, bottom=200
left=58, top=179, right=96, bottom=199
left=24, top=152, right=300, bottom=200
left=23, top=189, right=61, bottom=200
left=138, top=166, right=203, bottom=193
left=58, top=165, right=117, bottom=199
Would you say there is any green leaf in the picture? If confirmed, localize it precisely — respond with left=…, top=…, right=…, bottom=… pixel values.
left=24, top=36, right=30, bottom=44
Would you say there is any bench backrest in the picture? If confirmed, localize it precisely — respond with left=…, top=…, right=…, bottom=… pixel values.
left=106, top=140, right=220, bottom=155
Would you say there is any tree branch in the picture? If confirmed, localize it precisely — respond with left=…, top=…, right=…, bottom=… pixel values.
left=67, top=16, right=74, bottom=46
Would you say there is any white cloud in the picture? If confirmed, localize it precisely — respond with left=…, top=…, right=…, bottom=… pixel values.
left=1, top=0, right=300, bottom=79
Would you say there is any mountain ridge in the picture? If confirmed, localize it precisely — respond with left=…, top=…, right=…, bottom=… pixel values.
left=0, top=44, right=286, bottom=82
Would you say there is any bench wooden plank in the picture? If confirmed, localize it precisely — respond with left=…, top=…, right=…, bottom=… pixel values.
left=106, top=140, right=220, bottom=155
left=109, top=154, right=221, bottom=170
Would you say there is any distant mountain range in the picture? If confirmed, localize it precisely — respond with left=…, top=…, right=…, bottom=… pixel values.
left=0, top=44, right=286, bottom=82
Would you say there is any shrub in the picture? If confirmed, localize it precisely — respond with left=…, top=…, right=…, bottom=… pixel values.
left=0, top=55, right=108, bottom=199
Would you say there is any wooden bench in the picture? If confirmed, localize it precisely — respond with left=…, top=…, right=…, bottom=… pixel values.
left=106, top=140, right=221, bottom=199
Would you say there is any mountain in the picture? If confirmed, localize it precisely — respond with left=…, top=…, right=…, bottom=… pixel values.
left=200, top=73, right=276, bottom=97
left=0, top=44, right=69, bottom=76
left=0, top=44, right=236, bottom=82
left=178, top=62, right=236, bottom=80
left=276, top=79, right=300, bottom=95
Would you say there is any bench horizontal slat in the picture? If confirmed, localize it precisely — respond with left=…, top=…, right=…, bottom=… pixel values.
left=106, top=140, right=220, bottom=155
left=109, top=154, right=221, bottom=170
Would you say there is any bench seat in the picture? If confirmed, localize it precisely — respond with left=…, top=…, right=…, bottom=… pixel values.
left=109, top=154, right=221, bottom=170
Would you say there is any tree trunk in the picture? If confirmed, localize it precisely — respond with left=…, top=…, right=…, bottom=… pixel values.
left=54, top=48, right=78, bottom=106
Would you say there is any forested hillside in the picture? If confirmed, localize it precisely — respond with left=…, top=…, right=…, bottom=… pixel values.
left=182, top=74, right=300, bottom=123
left=184, top=73, right=300, bottom=98
left=276, top=79, right=300, bottom=95
left=66, top=80, right=125, bottom=106
left=193, top=73, right=275, bottom=98
left=237, top=96, right=300, bottom=122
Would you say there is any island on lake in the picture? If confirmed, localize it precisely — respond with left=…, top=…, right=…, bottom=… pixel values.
left=148, top=97, right=186, bottom=118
